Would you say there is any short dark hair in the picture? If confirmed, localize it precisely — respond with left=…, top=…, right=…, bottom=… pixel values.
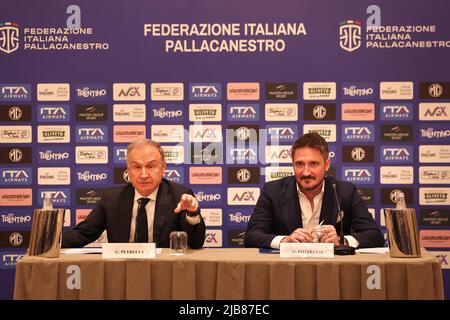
left=291, top=132, right=329, bottom=160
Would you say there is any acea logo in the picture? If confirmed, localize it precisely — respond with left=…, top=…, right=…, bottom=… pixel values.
left=0, top=168, right=32, bottom=185
left=164, top=167, right=184, bottom=183
left=189, top=83, right=221, bottom=100
left=0, top=22, right=19, bottom=54
left=342, top=167, right=374, bottom=184
left=339, top=20, right=362, bottom=52
left=37, top=105, right=70, bottom=122
left=381, top=146, right=413, bottom=163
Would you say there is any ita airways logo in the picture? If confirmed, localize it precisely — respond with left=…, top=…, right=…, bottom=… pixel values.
left=339, top=20, right=361, bottom=52
left=0, top=22, right=19, bottom=54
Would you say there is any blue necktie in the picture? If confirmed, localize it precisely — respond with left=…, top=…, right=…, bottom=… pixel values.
left=135, top=197, right=150, bottom=243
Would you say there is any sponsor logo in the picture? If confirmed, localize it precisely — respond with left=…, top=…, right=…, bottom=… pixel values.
left=419, top=103, right=450, bottom=121
left=37, top=83, right=70, bottom=101
left=151, top=104, right=183, bottom=122
left=265, top=145, right=292, bottom=164
left=339, top=20, right=361, bottom=52
left=0, top=251, right=25, bottom=269
left=433, top=252, right=450, bottom=269
left=419, top=125, right=450, bottom=142
left=113, top=167, right=129, bottom=184
left=37, top=167, right=70, bottom=185
left=228, top=229, right=246, bottom=248
left=163, top=167, right=184, bottom=184
left=357, top=188, right=374, bottom=204
left=341, top=103, right=375, bottom=121
left=113, top=146, right=127, bottom=164
left=189, top=83, right=221, bottom=100
left=227, top=167, right=260, bottom=184
left=227, top=188, right=260, bottom=205
left=226, top=147, right=257, bottom=164
left=303, top=124, right=336, bottom=142
left=420, top=209, right=450, bottom=226
left=341, top=83, right=374, bottom=99
left=150, top=83, right=183, bottom=101
left=380, top=103, right=413, bottom=121
left=37, top=146, right=70, bottom=164
left=342, top=146, right=374, bottom=163
left=380, top=125, right=413, bottom=142
left=189, top=104, right=222, bottom=122
left=164, top=146, right=184, bottom=164
left=381, top=188, right=413, bottom=205
left=201, top=208, right=222, bottom=227
left=380, top=146, right=413, bottom=163
left=0, top=189, right=32, bottom=206
left=265, top=83, right=297, bottom=100
left=76, top=126, right=108, bottom=143
left=380, top=166, right=414, bottom=184
left=74, top=84, right=107, bottom=100
left=303, top=103, right=336, bottom=121
left=37, top=125, right=70, bottom=143
left=266, top=125, right=297, bottom=143
left=419, top=145, right=450, bottom=163
left=226, top=125, right=259, bottom=143
left=420, top=82, right=450, bottom=99
left=191, top=144, right=222, bottom=164
left=0, top=147, right=31, bottom=164
left=227, top=103, right=259, bottom=121
left=204, top=230, right=222, bottom=247
left=0, top=22, right=20, bottom=54
left=113, top=83, right=146, bottom=101
left=420, top=188, right=450, bottom=205
left=342, top=125, right=375, bottom=142
left=420, top=230, right=450, bottom=248
left=0, top=210, right=32, bottom=229
left=303, top=82, right=336, bottom=100
left=189, top=166, right=222, bottom=184
left=75, top=167, right=109, bottom=185
left=342, top=167, right=375, bottom=184
left=37, top=189, right=70, bottom=206
left=265, top=103, right=298, bottom=121
left=0, top=231, right=30, bottom=248
left=76, top=209, right=92, bottom=225
left=76, top=104, right=107, bottom=121
left=264, top=166, right=294, bottom=182
left=113, top=125, right=146, bottom=143
left=0, top=105, right=31, bottom=121
left=75, top=146, right=108, bottom=164
left=151, top=125, right=184, bottom=143
left=419, top=166, right=450, bottom=184
left=0, top=168, right=32, bottom=185
left=37, top=104, right=70, bottom=122
left=189, top=125, right=222, bottom=142
left=113, top=104, right=146, bottom=122
left=0, top=125, right=32, bottom=143
left=193, top=187, right=222, bottom=206
left=379, top=82, right=413, bottom=100
left=227, top=83, right=259, bottom=100
left=76, top=188, right=104, bottom=205
left=228, top=209, right=252, bottom=226
left=0, top=84, right=31, bottom=101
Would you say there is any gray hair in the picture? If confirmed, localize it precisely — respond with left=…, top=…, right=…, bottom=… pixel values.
left=126, top=138, right=166, bottom=163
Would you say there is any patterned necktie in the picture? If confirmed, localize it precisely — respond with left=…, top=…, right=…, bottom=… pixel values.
left=135, top=197, right=151, bottom=243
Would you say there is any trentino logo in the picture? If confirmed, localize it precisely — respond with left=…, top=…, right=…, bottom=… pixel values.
left=75, top=84, right=107, bottom=100
left=189, top=83, right=221, bottom=100
left=341, top=83, right=374, bottom=100
left=339, top=20, right=362, bottom=52
left=381, top=146, right=413, bottom=163
left=75, top=168, right=109, bottom=185
left=0, top=22, right=19, bottom=54
left=151, top=104, right=183, bottom=122
left=37, top=146, right=70, bottom=164
left=342, top=167, right=374, bottom=184
left=419, top=125, right=450, bottom=142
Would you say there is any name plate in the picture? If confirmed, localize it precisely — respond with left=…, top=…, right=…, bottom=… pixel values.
left=102, top=243, right=156, bottom=259
left=280, top=243, right=334, bottom=258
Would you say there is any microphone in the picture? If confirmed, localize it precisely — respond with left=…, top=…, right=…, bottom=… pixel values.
left=331, top=179, right=355, bottom=255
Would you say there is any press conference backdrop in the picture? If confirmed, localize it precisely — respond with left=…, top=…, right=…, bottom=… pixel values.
left=0, top=0, right=449, bottom=299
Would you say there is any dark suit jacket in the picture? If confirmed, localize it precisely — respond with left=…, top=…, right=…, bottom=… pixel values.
left=244, top=176, right=384, bottom=249
left=62, top=179, right=206, bottom=249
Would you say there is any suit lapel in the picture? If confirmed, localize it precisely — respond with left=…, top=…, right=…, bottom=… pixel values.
left=153, top=181, right=171, bottom=245
left=117, top=184, right=135, bottom=242
left=280, top=177, right=302, bottom=232
left=320, top=177, right=338, bottom=226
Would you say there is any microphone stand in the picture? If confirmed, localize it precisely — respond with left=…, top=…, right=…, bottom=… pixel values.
left=332, top=182, right=355, bottom=255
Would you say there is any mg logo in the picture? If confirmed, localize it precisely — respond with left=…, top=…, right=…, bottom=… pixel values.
left=313, top=105, right=327, bottom=119
left=390, top=189, right=403, bottom=203
left=9, top=232, right=23, bottom=246
left=0, top=22, right=19, bottom=54
left=339, top=20, right=361, bottom=52
left=236, top=127, right=251, bottom=141
left=122, top=169, right=130, bottom=182
left=9, top=148, right=22, bottom=162
left=424, top=106, right=447, bottom=117
left=429, top=83, right=443, bottom=98
left=351, top=147, right=365, bottom=161
left=237, top=168, right=251, bottom=183
left=8, top=106, right=22, bottom=120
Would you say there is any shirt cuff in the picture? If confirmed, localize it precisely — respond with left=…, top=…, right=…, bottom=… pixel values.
left=186, top=214, right=201, bottom=225
left=344, top=235, right=360, bottom=248
left=270, top=235, right=287, bottom=249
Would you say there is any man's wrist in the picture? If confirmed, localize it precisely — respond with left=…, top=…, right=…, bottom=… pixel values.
left=186, top=209, right=200, bottom=217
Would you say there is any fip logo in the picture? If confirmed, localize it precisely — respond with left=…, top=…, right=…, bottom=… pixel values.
left=339, top=20, right=361, bottom=52
left=0, top=22, right=19, bottom=54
